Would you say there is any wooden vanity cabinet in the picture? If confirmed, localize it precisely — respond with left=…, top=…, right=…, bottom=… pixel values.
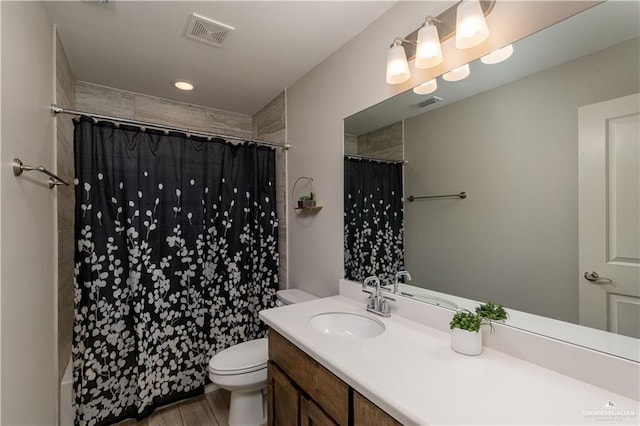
left=267, top=328, right=401, bottom=426
left=353, top=392, right=401, bottom=426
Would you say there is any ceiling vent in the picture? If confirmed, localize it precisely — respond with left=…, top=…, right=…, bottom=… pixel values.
left=417, top=96, right=443, bottom=108
left=184, top=13, right=234, bottom=48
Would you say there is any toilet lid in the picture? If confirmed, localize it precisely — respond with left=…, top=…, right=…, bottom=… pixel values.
left=208, top=338, right=268, bottom=375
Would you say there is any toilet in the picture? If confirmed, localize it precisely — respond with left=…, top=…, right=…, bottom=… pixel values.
left=208, top=289, right=317, bottom=426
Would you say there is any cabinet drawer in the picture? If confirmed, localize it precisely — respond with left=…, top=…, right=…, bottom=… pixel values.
left=268, top=329, right=349, bottom=425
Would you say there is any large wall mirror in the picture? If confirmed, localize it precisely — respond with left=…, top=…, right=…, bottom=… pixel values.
left=343, top=1, right=639, bottom=361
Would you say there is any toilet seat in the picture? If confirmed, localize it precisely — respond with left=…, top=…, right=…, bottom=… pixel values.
left=208, top=338, right=268, bottom=376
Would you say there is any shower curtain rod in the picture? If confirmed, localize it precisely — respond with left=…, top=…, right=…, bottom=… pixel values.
left=50, top=104, right=291, bottom=150
left=345, top=153, right=407, bottom=165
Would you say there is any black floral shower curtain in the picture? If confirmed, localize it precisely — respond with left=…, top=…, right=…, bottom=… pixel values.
left=344, top=158, right=404, bottom=286
left=72, top=117, right=279, bottom=425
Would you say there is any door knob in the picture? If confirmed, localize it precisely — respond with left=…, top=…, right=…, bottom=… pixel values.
left=584, top=271, right=613, bottom=283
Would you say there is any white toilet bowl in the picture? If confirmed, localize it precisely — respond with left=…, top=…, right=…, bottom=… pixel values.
left=208, top=289, right=317, bottom=426
left=208, top=338, right=268, bottom=426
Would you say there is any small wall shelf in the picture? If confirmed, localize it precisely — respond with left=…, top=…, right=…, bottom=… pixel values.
left=292, top=176, right=322, bottom=217
left=294, top=205, right=323, bottom=216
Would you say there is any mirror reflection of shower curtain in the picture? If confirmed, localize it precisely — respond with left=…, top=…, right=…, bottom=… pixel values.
left=72, top=117, right=279, bottom=425
left=344, top=158, right=404, bottom=286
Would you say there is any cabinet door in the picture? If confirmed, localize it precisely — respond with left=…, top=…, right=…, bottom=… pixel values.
left=268, top=361, right=300, bottom=426
left=269, top=329, right=349, bottom=425
left=353, top=391, right=402, bottom=426
left=300, top=395, right=337, bottom=426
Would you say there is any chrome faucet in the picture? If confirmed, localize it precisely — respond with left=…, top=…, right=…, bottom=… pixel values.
left=394, top=270, right=412, bottom=294
left=363, top=276, right=394, bottom=317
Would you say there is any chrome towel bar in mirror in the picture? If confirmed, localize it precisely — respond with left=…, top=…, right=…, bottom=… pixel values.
left=407, top=192, right=467, bottom=201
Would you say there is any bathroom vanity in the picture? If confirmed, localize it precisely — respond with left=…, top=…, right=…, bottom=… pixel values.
left=267, top=328, right=398, bottom=425
left=260, top=281, right=639, bottom=425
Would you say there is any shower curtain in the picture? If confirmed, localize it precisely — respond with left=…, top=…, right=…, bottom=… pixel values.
left=72, top=117, right=279, bottom=425
left=344, top=158, right=404, bottom=286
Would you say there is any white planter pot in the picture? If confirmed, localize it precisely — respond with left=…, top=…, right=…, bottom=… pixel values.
left=451, top=328, right=483, bottom=355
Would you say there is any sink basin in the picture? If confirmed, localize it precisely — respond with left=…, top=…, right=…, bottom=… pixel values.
left=309, top=312, right=385, bottom=338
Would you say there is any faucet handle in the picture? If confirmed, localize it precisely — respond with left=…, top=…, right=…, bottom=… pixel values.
left=379, top=298, right=392, bottom=316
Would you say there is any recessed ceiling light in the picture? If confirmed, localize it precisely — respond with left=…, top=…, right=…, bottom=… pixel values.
left=442, top=64, right=470, bottom=82
left=481, top=44, right=514, bottom=65
left=413, top=78, right=438, bottom=95
left=173, top=81, right=195, bottom=91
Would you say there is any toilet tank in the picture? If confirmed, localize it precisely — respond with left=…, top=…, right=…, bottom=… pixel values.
left=276, top=289, right=317, bottom=305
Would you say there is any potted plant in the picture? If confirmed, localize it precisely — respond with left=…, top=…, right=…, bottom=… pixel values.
left=449, top=310, right=484, bottom=356
left=298, top=192, right=315, bottom=208
left=476, top=301, right=508, bottom=322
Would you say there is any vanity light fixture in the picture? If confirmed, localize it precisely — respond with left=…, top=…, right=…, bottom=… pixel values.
left=384, top=0, right=495, bottom=85
left=173, top=80, right=195, bottom=91
left=386, top=38, right=412, bottom=84
left=413, top=78, right=438, bottom=95
left=415, top=17, right=443, bottom=69
left=442, top=64, right=470, bottom=82
left=455, top=0, right=490, bottom=49
left=481, top=44, right=514, bottom=64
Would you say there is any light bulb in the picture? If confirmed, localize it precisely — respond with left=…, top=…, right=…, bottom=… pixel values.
left=455, top=0, right=490, bottom=49
left=413, top=79, right=438, bottom=95
left=386, top=41, right=411, bottom=84
left=442, top=64, right=470, bottom=82
left=415, top=21, right=443, bottom=69
left=481, top=44, right=514, bottom=64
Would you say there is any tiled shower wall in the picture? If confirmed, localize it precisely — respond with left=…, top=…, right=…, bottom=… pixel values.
left=56, top=33, right=76, bottom=382
left=56, top=47, right=287, bottom=380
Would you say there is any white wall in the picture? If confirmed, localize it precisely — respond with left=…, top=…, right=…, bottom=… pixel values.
left=1, top=2, right=57, bottom=424
left=286, top=1, right=594, bottom=297
left=287, top=2, right=447, bottom=297
left=0, top=1, right=3, bottom=419
left=404, top=38, right=639, bottom=323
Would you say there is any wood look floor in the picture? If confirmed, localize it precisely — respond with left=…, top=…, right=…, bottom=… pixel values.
left=116, top=390, right=231, bottom=426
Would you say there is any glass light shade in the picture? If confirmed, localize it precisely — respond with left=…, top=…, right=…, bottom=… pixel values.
left=413, top=79, right=438, bottom=95
left=173, top=81, right=195, bottom=91
left=415, top=23, right=443, bottom=69
left=455, top=0, right=490, bottom=49
left=481, top=44, right=514, bottom=64
left=386, top=44, right=411, bottom=84
left=442, top=64, right=470, bottom=82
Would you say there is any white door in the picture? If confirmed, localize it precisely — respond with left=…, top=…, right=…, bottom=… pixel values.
left=579, top=93, right=640, bottom=338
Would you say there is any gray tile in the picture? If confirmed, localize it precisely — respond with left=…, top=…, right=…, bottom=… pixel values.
left=252, top=91, right=285, bottom=144
left=134, top=94, right=210, bottom=132
left=357, top=121, right=403, bottom=161
left=57, top=182, right=75, bottom=232
left=56, top=33, right=75, bottom=108
left=57, top=274, right=74, bottom=382
left=205, top=109, right=252, bottom=139
left=344, top=133, right=358, bottom=155
left=58, top=229, right=75, bottom=283
left=76, top=81, right=135, bottom=118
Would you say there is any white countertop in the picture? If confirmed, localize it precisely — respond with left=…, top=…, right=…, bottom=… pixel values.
left=260, top=295, right=639, bottom=425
